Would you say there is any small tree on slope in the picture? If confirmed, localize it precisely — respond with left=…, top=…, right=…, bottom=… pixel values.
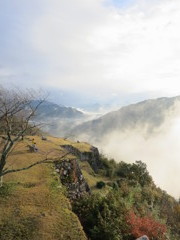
left=0, top=87, right=67, bottom=186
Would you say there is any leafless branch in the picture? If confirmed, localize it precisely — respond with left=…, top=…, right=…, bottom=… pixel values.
left=0, top=87, right=49, bottom=178
left=1, top=152, right=70, bottom=177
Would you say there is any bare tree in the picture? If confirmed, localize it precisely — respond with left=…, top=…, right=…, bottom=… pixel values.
left=0, top=87, right=65, bottom=186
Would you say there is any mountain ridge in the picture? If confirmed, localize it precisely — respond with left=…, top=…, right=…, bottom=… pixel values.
left=31, top=100, right=84, bottom=120
left=70, top=95, right=180, bottom=140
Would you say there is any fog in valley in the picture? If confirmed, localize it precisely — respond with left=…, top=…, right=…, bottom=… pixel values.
left=76, top=100, right=180, bottom=198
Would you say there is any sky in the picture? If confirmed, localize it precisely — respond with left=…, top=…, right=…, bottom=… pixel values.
left=1, top=0, right=180, bottom=108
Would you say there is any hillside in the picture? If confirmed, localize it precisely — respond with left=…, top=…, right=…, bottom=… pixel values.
left=31, top=101, right=85, bottom=137
left=0, top=136, right=179, bottom=240
left=0, top=136, right=89, bottom=240
left=69, top=96, right=180, bottom=198
left=32, top=101, right=84, bottom=120
left=70, top=96, right=180, bottom=140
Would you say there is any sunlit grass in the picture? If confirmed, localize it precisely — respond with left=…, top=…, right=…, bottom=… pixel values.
left=0, top=136, right=87, bottom=240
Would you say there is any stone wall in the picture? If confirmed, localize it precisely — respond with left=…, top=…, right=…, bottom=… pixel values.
left=55, top=159, right=90, bottom=200
left=60, top=145, right=102, bottom=173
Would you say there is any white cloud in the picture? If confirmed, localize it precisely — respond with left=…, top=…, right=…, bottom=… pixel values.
left=1, top=0, right=180, bottom=100
left=27, top=0, right=180, bottom=97
left=0, top=68, right=14, bottom=77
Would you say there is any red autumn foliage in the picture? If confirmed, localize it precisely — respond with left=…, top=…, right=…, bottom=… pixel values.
left=126, top=211, right=167, bottom=240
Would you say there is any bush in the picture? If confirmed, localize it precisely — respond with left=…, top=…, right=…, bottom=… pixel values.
left=126, top=211, right=167, bottom=240
left=99, top=155, right=117, bottom=178
left=73, top=191, right=130, bottom=240
left=116, top=161, right=153, bottom=187
left=0, top=182, right=17, bottom=197
left=96, top=181, right=106, bottom=189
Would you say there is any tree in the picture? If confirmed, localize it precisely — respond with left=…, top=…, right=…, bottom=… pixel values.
left=0, top=87, right=67, bottom=185
left=116, top=161, right=153, bottom=187
left=126, top=211, right=167, bottom=240
left=73, top=191, right=130, bottom=240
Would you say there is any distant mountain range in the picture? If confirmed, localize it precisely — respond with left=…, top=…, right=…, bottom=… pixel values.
left=32, top=100, right=84, bottom=120
left=31, top=100, right=85, bottom=136
left=70, top=96, right=180, bottom=141
left=31, top=96, right=180, bottom=141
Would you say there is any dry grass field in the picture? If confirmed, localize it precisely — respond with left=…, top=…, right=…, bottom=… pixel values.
left=0, top=136, right=88, bottom=240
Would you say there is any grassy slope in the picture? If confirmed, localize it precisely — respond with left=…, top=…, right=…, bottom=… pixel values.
left=0, top=136, right=88, bottom=240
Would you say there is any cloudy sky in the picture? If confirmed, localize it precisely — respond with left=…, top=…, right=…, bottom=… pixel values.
left=1, top=0, right=180, bottom=107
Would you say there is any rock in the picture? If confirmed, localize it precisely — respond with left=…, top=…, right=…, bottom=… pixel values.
left=41, top=136, right=47, bottom=140
left=63, top=170, right=68, bottom=175
left=54, top=144, right=103, bottom=200
left=54, top=159, right=91, bottom=200
left=60, top=144, right=103, bottom=173
left=136, top=236, right=149, bottom=240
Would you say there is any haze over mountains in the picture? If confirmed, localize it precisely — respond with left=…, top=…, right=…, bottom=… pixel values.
left=32, top=100, right=103, bottom=136
left=70, top=96, right=180, bottom=140
left=32, top=100, right=83, bottom=119
left=33, top=96, right=180, bottom=198
left=69, top=96, right=180, bottom=198
left=31, top=100, right=85, bottom=136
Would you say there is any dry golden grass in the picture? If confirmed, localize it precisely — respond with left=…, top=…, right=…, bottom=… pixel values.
left=70, top=142, right=91, bottom=152
left=79, top=161, right=111, bottom=196
left=46, top=136, right=91, bottom=152
left=0, top=136, right=87, bottom=240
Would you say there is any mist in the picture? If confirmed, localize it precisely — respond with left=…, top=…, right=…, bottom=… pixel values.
left=41, top=111, right=103, bottom=138
left=77, top=101, right=180, bottom=199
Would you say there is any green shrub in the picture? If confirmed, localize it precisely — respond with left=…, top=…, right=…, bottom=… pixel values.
left=99, top=155, right=117, bottom=178
left=73, top=191, right=130, bottom=240
left=96, top=181, right=106, bottom=189
left=0, top=182, right=17, bottom=197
